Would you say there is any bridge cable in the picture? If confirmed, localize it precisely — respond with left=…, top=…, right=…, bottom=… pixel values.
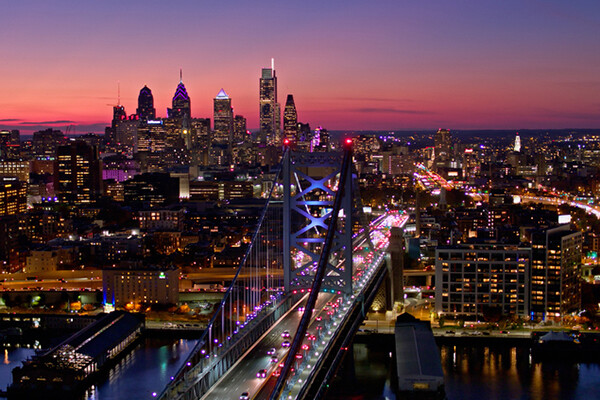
left=270, top=142, right=353, bottom=400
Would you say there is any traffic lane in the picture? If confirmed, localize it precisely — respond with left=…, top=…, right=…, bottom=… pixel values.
left=254, top=295, right=340, bottom=400
left=205, top=293, right=334, bottom=400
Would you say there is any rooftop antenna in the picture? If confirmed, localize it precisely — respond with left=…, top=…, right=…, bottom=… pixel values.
left=117, top=81, right=121, bottom=106
left=271, top=58, right=275, bottom=71
left=180, top=68, right=183, bottom=83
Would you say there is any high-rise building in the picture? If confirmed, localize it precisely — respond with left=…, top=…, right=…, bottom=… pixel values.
left=259, top=60, right=280, bottom=146
left=0, top=180, right=27, bottom=216
left=434, top=128, right=453, bottom=160
left=168, top=72, right=191, bottom=121
left=435, top=243, right=531, bottom=318
left=136, top=85, right=156, bottom=120
left=55, top=141, right=103, bottom=204
left=514, top=132, right=521, bottom=152
left=0, top=130, right=20, bottom=159
left=530, top=225, right=582, bottom=320
left=233, top=115, right=247, bottom=144
left=283, top=94, right=298, bottom=144
left=112, top=105, right=127, bottom=128
left=32, top=129, right=68, bottom=159
left=213, top=89, right=233, bottom=147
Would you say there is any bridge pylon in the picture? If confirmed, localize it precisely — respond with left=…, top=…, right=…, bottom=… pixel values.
left=283, top=148, right=354, bottom=295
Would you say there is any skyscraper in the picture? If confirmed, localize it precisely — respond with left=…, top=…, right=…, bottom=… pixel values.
left=168, top=71, right=191, bottom=120
left=283, top=94, right=298, bottom=144
left=233, top=115, right=247, bottom=144
left=514, top=132, right=521, bottom=152
left=55, top=141, right=102, bottom=204
left=434, top=128, right=452, bottom=160
left=136, top=85, right=156, bottom=120
left=259, top=59, right=280, bottom=146
left=213, top=89, right=233, bottom=146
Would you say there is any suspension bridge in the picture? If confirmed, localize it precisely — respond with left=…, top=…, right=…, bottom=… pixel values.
left=158, top=140, right=408, bottom=400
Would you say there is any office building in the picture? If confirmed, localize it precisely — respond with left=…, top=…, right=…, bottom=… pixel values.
left=136, top=85, right=156, bottom=120
left=0, top=180, right=27, bottom=216
left=103, top=266, right=179, bottom=306
left=213, top=89, right=233, bottom=147
left=434, top=129, right=452, bottom=160
left=259, top=60, right=280, bottom=146
left=167, top=72, right=191, bottom=121
left=0, top=161, right=29, bottom=182
left=55, top=141, right=103, bottom=204
left=283, top=94, right=298, bottom=144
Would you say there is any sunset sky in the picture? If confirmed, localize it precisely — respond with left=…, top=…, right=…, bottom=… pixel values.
left=1, top=1, right=599, bottom=135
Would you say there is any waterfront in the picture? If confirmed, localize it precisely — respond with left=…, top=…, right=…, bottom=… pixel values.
left=2, top=337, right=600, bottom=399
left=327, top=342, right=600, bottom=400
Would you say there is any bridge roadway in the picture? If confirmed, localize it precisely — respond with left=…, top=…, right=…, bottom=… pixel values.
left=202, top=292, right=335, bottom=399
left=165, top=211, right=404, bottom=400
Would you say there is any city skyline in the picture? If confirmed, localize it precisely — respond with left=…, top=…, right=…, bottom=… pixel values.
left=1, top=1, right=600, bottom=136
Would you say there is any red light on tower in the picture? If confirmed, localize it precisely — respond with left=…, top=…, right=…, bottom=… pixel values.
left=283, top=138, right=290, bottom=147
left=345, top=138, right=352, bottom=145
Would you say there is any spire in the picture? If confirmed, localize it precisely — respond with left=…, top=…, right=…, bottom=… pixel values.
left=216, top=88, right=229, bottom=99
left=180, top=68, right=183, bottom=83
left=271, top=58, right=275, bottom=71
left=117, top=81, right=121, bottom=106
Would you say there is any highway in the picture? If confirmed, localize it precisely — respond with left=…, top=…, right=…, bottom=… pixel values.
left=203, top=293, right=336, bottom=400
left=0, top=269, right=281, bottom=292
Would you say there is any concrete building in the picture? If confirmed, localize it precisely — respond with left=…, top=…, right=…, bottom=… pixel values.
left=531, top=225, right=583, bottom=320
left=103, top=266, right=179, bottom=307
left=435, top=243, right=531, bottom=318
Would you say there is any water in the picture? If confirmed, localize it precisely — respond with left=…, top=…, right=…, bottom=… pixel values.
left=0, top=347, right=36, bottom=392
left=3, top=338, right=600, bottom=399
left=442, top=344, right=600, bottom=400
left=327, top=342, right=600, bottom=400
left=85, top=338, right=198, bottom=400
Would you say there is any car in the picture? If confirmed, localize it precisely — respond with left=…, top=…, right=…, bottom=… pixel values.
left=281, top=330, right=290, bottom=338
left=239, top=393, right=249, bottom=400
left=282, top=340, right=290, bottom=347
left=267, top=347, right=277, bottom=355
left=483, top=331, right=490, bottom=336
left=500, top=330, right=509, bottom=334
left=315, top=316, right=322, bottom=322
left=270, top=356, right=278, bottom=363
left=257, top=369, right=267, bottom=378
left=445, top=330, right=455, bottom=335
left=298, top=306, right=305, bottom=312
left=461, top=331, right=470, bottom=336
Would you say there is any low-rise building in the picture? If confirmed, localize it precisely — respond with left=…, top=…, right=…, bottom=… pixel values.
left=103, top=266, right=179, bottom=307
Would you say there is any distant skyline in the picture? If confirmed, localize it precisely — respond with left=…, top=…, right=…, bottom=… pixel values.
left=1, top=1, right=600, bottom=135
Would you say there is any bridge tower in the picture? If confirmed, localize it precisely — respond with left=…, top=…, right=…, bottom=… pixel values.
left=282, top=147, right=355, bottom=295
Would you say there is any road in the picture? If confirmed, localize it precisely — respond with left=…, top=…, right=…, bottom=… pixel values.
left=0, top=269, right=282, bottom=292
left=203, top=293, right=336, bottom=400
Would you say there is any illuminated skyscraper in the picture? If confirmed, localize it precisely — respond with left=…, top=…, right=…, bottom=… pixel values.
left=136, top=85, right=156, bottom=120
left=514, top=132, right=521, bottom=152
left=213, top=89, right=233, bottom=146
left=55, top=141, right=102, bottom=204
left=434, top=128, right=452, bottom=160
left=233, top=115, right=247, bottom=144
left=283, top=94, right=298, bottom=144
left=168, top=71, right=191, bottom=120
left=259, top=59, right=280, bottom=145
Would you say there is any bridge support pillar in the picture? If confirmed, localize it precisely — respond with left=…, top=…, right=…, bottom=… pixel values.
left=387, top=226, right=405, bottom=312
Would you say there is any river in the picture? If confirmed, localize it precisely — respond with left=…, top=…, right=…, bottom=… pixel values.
left=2, top=338, right=600, bottom=399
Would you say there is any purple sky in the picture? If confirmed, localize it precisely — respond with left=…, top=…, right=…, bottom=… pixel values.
left=1, top=0, right=599, bottom=135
